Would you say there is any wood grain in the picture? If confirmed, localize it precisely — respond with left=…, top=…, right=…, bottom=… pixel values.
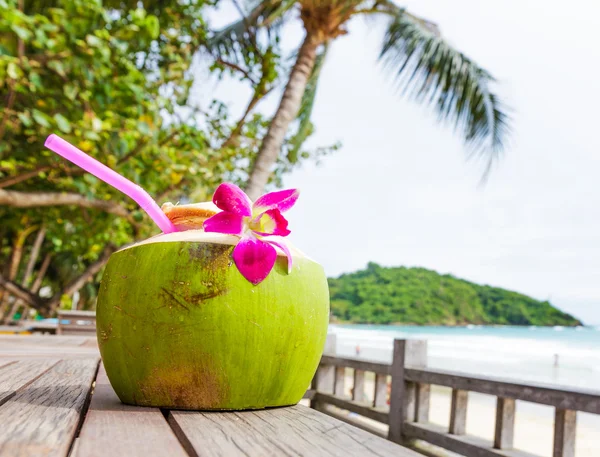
left=405, top=366, right=600, bottom=414
left=169, top=404, right=420, bottom=457
left=0, top=358, right=99, bottom=457
left=320, top=356, right=391, bottom=376
left=494, top=397, right=515, bottom=449
left=0, top=359, right=59, bottom=406
left=553, top=409, right=576, bottom=457
left=373, top=374, right=388, bottom=408
left=403, top=422, right=539, bottom=457
left=449, top=389, right=468, bottom=435
left=334, top=366, right=345, bottom=397
left=312, top=392, right=389, bottom=423
left=74, top=365, right=187, bottom=457
left=352, top=369, right=366, bottom=402
left=415, top=383, right=430, bottom=423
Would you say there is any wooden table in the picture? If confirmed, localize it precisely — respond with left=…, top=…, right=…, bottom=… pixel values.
left=0, top=336, right=418, bottom=457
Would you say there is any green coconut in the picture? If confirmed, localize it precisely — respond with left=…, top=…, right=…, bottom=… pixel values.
left=97, top=229, right=329, bottom=410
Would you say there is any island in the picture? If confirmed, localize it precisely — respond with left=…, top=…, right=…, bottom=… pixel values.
left=329, top=263, right=582, bottom=326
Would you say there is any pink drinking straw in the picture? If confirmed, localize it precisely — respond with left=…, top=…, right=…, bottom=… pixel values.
left=44, top=134, right=177, bottom=234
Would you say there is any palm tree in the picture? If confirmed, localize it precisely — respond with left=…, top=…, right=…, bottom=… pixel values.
left=210, top=1, right=510, bottom=199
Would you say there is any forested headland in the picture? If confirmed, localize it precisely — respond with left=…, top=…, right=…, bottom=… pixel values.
left=329, top=263, right=582, bottom=326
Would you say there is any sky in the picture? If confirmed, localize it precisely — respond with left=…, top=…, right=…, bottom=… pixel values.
left=196, top=1, right=600, bottom=324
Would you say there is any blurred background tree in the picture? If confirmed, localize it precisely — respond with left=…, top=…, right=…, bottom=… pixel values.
left=209, top=0, right=511, bottom=199
left=0, top=0, right=330, bottom=321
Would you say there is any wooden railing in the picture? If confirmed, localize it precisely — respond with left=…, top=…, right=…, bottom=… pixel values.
left=308, top=336, right=598, bottom=457
left=57, top=310, right=96, bottom=335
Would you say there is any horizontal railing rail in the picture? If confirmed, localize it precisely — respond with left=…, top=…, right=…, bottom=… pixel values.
left=309, top=336, right=597, bottom=457
left=405, top=367, right=600, bottom=415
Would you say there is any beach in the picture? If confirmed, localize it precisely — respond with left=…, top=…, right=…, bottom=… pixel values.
left=321, top=324, right=600, bottom=456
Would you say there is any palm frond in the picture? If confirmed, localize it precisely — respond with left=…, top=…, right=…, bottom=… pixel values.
left=287, top=44, right=329, bottom=162
left=207, top=0, right=295, bottom=61
left=379, top=9, right=511, bottom=171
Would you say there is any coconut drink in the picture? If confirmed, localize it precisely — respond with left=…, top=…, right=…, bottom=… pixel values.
left=96, top=184, right=330, bottom=410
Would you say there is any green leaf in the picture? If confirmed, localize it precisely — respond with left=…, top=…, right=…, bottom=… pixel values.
left=86, top=34, right=103, bottom=47
left=379, top=7, right=510, bottom=169
left=7, top=62, right=21, bottom=79
left=54, top=113, right=72, bottom=133
left=32, top=109, right=51, bottom=128
left=29, top=72, right=42, bottom=90
left=17, top=112, right=33, bottom=127
left=145, top=15, right=160, bottom=39
left=48, top=60, right=66, bottom=77
left=63, top=84, right=78, bottom=101
left=11, top=25, right=32, bottom=41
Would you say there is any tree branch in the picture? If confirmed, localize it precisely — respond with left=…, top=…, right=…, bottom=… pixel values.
left=216, top=57, right=257, bottom=85
left=0, top=188, right=135, bottom=221
left=0, top=166, right=53, bottom=189
left=45, top=244, right=116, bottom=311
left=0, top=273, right=44, bottom=310
left=0, top=244, right=116, bottom=314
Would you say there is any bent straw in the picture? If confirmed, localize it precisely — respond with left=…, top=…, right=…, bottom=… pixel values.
left=44, top=134, right=177, bottom=234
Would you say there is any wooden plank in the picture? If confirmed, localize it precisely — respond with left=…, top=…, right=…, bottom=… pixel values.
left=317, top=407, right=388, bottom=439
left=494, top=397, right=515, bottom=449
left=169, top=404, right=420, bottom=457
left=403, top=422, right=540, bottom=457
left=0, top=358, right=99, bottom=457
left=313, top=392, right=389, bottom=423
left=374, top=374, right=388, bottom=408
left=405, top=367, right=600, bottom=414
left=415, top=383, right=430, bottom=423
left=320, top=355, right=391, bottom=375
left=388, top=340, right=427, bottom=444
left=449, top=389, right=468, bottom=435
left=57, top=311, right=96, bottom=319
left=353, top=369, right=366, bottom=402
left=0, top=359, right=59, bottom=406
left=553, top=409, right=576, bottom=457
left=74, top=365, right=187, bottom=457
left=334, top=366, right=345, bottom=396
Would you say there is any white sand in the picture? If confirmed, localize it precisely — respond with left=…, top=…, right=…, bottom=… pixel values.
left=311, top=371, right=599, bottom=456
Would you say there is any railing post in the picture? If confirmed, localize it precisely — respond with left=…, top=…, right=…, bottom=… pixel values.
left=334, top=366, right=345, bottom=397
left=353, top=369, right=366, bottom=402
left=415, top=383, right=430, bottom=423
left=494, top=397, right=515, bottom=449
left=373, top=374, right=388, bottom=408
left=449, top=389, right=468, bottom=435
left=388, top=339, right=427, bottom=444
left=310, top=334, right=337, bottom=410
left=553, top=409, right=576, bottom=457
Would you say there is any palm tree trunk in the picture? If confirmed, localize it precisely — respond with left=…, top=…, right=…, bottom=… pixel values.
left=245, top=33, right=320, bottom=200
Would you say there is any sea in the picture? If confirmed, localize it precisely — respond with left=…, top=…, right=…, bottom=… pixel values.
left=329, top=324, right=600, bottom=391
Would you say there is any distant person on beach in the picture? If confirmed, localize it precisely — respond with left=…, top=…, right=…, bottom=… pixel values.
left=355, top=344, right=361, bottom=356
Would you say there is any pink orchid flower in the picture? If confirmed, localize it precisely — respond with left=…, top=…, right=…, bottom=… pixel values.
left=203, top=183, right=299, bottom=285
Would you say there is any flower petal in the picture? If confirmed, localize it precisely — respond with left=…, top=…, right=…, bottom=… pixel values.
left=250, top=209, right=290, bottom=237
left=232, top=238, right=277, bottom=285
left=203, top=212, right=245, bottom=235
left=265, top=239, right=293, bottom=274
left=212, top=183, right=252, bottom=216
left=253, top=188, right=299, bottom=215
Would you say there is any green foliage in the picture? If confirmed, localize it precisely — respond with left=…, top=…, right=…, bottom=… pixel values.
left=0, top=0, right=324, bottom=316
left=329, top=263, right=581, bottom=326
